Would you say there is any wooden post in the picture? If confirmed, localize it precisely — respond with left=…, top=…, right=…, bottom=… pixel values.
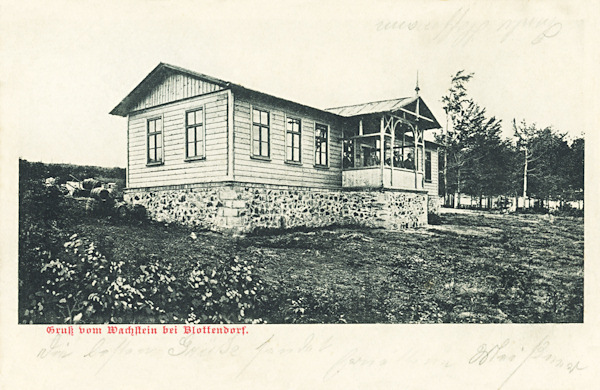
left=380, top=116, right=385, bottom=188
left=402, top=125, right=405, bottom=165
left=413, top=125, right=418, bottom=189
left=390, top=118, right=395, bottom=187
left=416, top=97, right=421, bottom=189
left=354, top=119, right=362, bottom=167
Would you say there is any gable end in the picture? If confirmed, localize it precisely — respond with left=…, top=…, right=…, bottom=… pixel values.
left=110, top=63, right=229, bottom=117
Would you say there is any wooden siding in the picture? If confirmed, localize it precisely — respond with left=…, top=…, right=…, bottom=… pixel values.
left=388, top=169, right=424, bottom=189
left=423, top=147, right=439, bottom=196
left=127, top=91, right=229, bottom=188
left=233, top=97, right=343, bottom=188
left=342, top=168, right=427, bottom=191
left=343, top=167, right=382, bottom=188
left=131, top=73, right=223, bottom=112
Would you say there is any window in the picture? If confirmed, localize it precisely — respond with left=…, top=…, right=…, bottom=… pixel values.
left=343, top=139, right=354, bottom=169
left=315, top=123, right=328, bottom=166
left=147, top=117, right=162, bottom=164
left=252, top=108, right=270, bottom=158
left=286, top=117, right=301, bottom=162
left=425, top=151, right=432, bottom=182
left=186, top=108, right=204, bottom=159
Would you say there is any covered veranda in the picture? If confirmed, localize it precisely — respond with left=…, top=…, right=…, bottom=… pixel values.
left=328, top=96, right=442, bottom=191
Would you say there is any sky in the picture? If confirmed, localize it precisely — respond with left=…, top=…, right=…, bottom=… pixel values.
left=1, top=0, right=595, bottom=168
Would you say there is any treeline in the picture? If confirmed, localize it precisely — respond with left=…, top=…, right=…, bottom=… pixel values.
left=437, top=71, right=584, bottom=209
left=20, top=159, right=125, bottom=185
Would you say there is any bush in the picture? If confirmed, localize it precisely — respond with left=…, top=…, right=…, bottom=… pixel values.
left=26, top=234, right=145, bottom=324
left=554, top=203, right=584, bottom=218
left=132, top=256, right=182, bottom=322
left=428, top=212, right=442, bottom=225
left=186, top=256, right=265, bottom=324
left=18, top=221, right=64, bottom=323
left=20, top=178, right=66, bottom=223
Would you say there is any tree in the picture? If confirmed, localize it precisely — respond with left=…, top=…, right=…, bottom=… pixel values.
left=512, top=122, right=581, bottom=208
left=513, top=119, right=538, bottom=208
left=439, top=71, right=510, bottom=207
left=460, top=105, right=510, bottom=205
left=568, top=136, right=584, bottom=201
left=440, top=70, right=473, bottom=207
left=528, top=128, right=571, bottom=205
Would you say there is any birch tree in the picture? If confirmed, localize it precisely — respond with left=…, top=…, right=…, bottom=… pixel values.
left=513, top=119, right=537, bottom=208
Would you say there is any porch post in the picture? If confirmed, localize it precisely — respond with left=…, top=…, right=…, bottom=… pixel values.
left=401, top=113, right=406, bottom=167
left=415, top=98, right=421, bottom=190
left=413, top=124, right=418, bottom=189
left=390, top=118, right=395, bottom=187
left=380, top=116, right=385, bottom=188
left=354, top=119, right=362, bottom=168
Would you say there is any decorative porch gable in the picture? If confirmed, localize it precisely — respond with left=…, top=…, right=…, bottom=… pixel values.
left=327, top=95, right=441, bottom=193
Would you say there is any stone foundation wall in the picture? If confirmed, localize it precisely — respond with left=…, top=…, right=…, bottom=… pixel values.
left=125, top=182, right=428, bottom=234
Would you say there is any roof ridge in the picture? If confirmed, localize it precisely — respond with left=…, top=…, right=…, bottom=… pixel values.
left=158, top=63, right=232, bottom=87
left=325, top=96, right=413, bottom=110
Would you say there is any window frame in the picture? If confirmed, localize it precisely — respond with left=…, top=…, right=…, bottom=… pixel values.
left=425, top=150, right=432, bottom=182
left=251, top=106, right=271, bottom=160
left=314, top=122, right=329, bottom=168
left=184, top=106, right=206, bottom=161
left=285, top=115, right=302, bottom=164
left=146, top=116, right=164, bottom=166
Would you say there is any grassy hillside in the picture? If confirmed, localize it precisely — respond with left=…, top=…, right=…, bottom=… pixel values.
left=18, top=159, right=583, bottom=324
left=19, top=195, right=584, bottom=324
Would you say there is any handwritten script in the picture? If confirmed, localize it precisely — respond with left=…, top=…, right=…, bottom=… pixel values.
left=35, top=332, right=587, bottom=386
left=376, top=7, right=563, bottom=46
left=468, top=335, right=586, bottom=389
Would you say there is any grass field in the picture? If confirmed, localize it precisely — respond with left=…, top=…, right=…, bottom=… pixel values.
left=18, top=159, right=584, bottom=324
left=32, top=206, right=581, bottom=324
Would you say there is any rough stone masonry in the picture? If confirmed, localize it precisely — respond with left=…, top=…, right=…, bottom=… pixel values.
left=125, top=182, right=429, bottom=234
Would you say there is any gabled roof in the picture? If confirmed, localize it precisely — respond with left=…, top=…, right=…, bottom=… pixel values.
left=110, top=63, right=442, bottom=130
left=325, top=96, right=441, bottom=130
left=326, top=97, right=416, bottom=116
left=110, top=62, right=340, bottom=118
left=110, top=63, right=234, bottom=116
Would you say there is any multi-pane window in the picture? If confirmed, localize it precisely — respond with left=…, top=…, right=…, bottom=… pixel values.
left=147, top=117, right=162, bottom=164
left=315, top=123, right=328, bottom=166
left=186, top=108, right=204, bottom=159
left=286, top=117, right=301, bottom=162
left=425, top=151, right=432, bottom=182
left=252, top=108, right=270, bottom=158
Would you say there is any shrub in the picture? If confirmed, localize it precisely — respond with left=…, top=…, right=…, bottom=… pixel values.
left=186, top=256, right=265, bottom=324
left=20, top=178, right=66, bottom=223
left=128, top=203, right=148, bottom=220
left=132, top=256, right=182, bottom=322
left=29, top=234, right=145, bottom=324
left=428, top=212, right=442, bottom=225
left=554, top=203, right=584, bottom=217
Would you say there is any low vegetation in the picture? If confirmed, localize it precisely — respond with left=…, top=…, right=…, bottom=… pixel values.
left=19, top=162, right=583, bottom=324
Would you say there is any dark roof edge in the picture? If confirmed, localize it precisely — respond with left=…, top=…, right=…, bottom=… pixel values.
left=109, top=63, right=442, bottom=129
left=325, top=96, right=415, bottom=111
left=159, top=63, right=231, bottom=88
left=229, top=85, right=342, bottom=120
left=109, top=62, right=233, bottom=117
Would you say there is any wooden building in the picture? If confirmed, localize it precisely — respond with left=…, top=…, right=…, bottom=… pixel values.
left=111, top=63, right=442, bottom=233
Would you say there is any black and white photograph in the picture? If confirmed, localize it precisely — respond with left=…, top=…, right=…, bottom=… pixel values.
left=1, top=0, right=598, bottom=389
